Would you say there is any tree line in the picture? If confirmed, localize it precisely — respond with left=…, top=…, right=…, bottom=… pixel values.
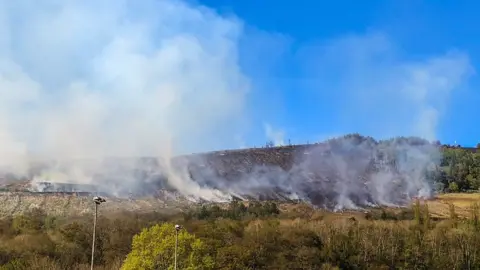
left=0, top=200, right=480, bottom=269
left=438, top=146, right=480, bottom=192
left=325, top=134, right=480, bottom=193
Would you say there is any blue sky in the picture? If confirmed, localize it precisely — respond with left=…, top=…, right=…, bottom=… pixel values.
left=197, top=0, right=480, bottom=148
left=0, top=0, right=479, bottom=160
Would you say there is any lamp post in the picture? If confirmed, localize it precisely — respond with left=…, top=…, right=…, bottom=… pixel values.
left=174, top=224, right=182, bottom=270
left=91, top=196, right=106, bottom=270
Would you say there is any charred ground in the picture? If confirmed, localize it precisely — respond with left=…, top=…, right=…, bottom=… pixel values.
left=1, top=134, right=478, bottom=211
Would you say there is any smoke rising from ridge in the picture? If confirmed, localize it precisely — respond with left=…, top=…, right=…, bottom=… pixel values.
left=0, top=0, right=249, bottom=200
left=0, top=0, right=475, bottom=209
left=184, top=135, right=440, bottom=210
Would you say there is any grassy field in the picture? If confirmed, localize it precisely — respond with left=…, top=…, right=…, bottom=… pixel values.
left=426, top=192, right=480, bottom=218
left=273, top=193, right=480, bottom=226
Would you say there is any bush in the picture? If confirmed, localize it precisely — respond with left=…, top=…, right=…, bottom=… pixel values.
left=1, top=199, right=480, bottom=269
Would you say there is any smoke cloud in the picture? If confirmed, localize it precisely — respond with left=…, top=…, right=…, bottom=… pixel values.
left=0, top=1, right=474, bottom=209
left=297, top=33, right=473, bottom=140
left=186, top=135, right=441, bottom=210
left=264, top=123, right=285, bottom=146
left=0, top=0, right=251, bottom=200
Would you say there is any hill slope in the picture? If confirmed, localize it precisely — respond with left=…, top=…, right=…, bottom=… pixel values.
left=1, top=134, right=478, bottom=213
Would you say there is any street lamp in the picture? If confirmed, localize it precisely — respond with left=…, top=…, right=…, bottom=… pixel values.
left=91, top=196, right=106, bottom=270
left=174, top=224, right=182, bottom=270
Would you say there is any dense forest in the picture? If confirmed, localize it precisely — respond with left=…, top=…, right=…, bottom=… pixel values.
left=438, top=145, right=480, bottom=192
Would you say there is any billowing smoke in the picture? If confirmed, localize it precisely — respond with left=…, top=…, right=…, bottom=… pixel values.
left=184, top=135, right=440, bottom=210
left=26, top=134, right=441, bottom=209
left=0, top=0, right=473, bottom=210
left=0, top=0, right=248, bottom=201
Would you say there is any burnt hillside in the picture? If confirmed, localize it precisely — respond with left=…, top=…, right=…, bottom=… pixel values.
left=181, top=136, right=425, bottom=177
left=172, top=135, right=440, bottom=208
left=180, top=139, right=477, bottom=181
left=4, top=134, right=478, bottom=209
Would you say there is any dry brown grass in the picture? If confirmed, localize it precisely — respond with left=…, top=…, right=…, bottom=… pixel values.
left=278, top=193, right=480, bottom=221
left=425, top=193, right=480, bottom=218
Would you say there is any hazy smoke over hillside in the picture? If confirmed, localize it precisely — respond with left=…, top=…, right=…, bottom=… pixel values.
left=0, top=0, right=248, bottom=201
left=183, top=136, right=440, bottom=209
left=27, top=135, right=441, bottom=210
left=0, top=0, right=473, bottom=209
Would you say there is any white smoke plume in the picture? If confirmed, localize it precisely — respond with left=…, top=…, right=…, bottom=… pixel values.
left=264, top=123, right=285, bottom=146
left=0, top=1, right=474, bottom=210
left=223, top=33, right=473, bottom=209
left=297, top=33, right=472, bottom=141
left=0, top=0, right=249, bottom=200
left=184, top=135, right=442, bottom=210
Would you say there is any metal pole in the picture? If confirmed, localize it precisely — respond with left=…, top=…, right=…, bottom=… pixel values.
left=174, top=228, right=178, bottom=270
left=91, top=203, right=98, bottom=270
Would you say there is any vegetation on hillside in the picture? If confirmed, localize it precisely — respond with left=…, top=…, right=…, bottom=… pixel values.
left=334, top=134, right=480, bottom=193
left=439, top=145, right=480, bottom=192
left=0, top=198, right=479, bottom=269
left=0, top=134, right=478, bottom=268
left=361, top=134, right=480, bottom=193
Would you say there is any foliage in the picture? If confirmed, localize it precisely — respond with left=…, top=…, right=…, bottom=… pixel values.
left=439, top=144, right=480, bottom=192
left=331, top=134, right=480, bottom=193
left=0, top=200, right=480, bottom=269
left=121, top=223, right=213, bottom=270
left=185, top=201, right=280, bottom=221
left=0, top=135, right=480, bottom=268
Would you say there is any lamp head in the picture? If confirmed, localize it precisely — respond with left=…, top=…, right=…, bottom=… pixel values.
left=93, top=196, right=106, bottom=204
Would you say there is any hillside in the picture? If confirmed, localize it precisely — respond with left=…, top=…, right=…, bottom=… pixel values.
left=0, top=192, right=194, bottom=216
left=0, top=134, right=478, bottom=214
left=181, top=135, right=438, bottom=208
left=181, top=135, right=478, bottom=200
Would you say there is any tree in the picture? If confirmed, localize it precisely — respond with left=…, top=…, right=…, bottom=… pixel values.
left=11, top=208, right=46, bottom=234
left=448, top=182, right=459, bottom=193
left=121, top=223, right=214, bottom=270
